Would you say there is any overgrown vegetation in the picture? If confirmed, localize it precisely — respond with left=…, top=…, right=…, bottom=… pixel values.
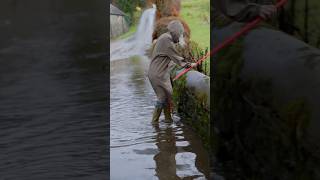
left=112, top=0, right=146, bottom=25
left=180, top=0, right=210, bottom=75
left=284, top=0, right=320, bottom=47
left=172, top=72, right=210, bottom=148
left=188, top=41, right=210, bottom=76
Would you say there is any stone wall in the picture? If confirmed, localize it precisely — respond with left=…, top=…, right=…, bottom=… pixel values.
left=172, top=70, right=210, bottom=147
left=110, top=15, right=128, bottom=38
left=212, top=24, right=320, bottom=179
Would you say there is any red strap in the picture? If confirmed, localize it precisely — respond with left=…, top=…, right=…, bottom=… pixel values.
left=173, top=0, right=288, bottom=81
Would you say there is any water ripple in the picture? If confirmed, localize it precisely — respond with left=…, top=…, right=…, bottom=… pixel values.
left=110, top=56, right=209, bottom=179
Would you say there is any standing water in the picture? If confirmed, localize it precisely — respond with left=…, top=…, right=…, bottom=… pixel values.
left=0, top=1, right=107, bottom=179
left=110, top=6, right=210, bottom=180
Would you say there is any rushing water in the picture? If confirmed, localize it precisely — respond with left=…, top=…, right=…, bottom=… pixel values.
left=110, top=5, right=156, bottom=61
left=110, top=6, right=210, bottom=180
left=0, top=1, right=108, bottom=179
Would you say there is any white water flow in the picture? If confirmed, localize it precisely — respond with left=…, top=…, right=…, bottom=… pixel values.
left=110, top=6, right=156, bottom=61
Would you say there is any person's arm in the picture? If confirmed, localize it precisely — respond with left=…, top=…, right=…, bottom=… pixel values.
left=215, top=0, right=276, bottom=22
left=167, top=42, right=196, bottom=68
left=215, top=0, right=260, bottom=22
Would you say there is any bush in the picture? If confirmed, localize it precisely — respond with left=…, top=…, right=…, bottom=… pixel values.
left=189, top=41, right=210, bottom=76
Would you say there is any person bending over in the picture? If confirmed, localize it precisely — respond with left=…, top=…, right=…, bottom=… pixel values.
left=148, top=20, right=196, bottom=123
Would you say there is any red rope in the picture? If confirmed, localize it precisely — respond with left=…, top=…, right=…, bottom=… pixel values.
left=173, top=0, right=288, bottom=81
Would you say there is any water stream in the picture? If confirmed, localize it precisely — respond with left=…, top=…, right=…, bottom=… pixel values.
left=110, top=7, right=210, bottom=180
left=110, top=5, right=156, bottom=61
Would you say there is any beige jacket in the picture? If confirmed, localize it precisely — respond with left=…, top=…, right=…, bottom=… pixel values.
left=148, top=32, right=189, bottom=103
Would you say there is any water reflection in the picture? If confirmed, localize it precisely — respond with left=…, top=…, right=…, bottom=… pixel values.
left=0, top=1, right=107, bottom=179
left=153, top=123, right=180, bottom=180
left=111, top=56, right=209, bottom=179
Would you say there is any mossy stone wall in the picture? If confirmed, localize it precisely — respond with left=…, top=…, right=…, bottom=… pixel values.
left=212, top=25, right=320, bottom=179
left=172, top=70, right=210, bottom=148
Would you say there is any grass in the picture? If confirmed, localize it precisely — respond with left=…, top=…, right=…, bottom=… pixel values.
left=116, top=0, right=211, bottom=48
left=180, top=0, right=210, bottom=50
left=113, top=1, right=211, bottom=74
left=180, top=0, right=210, bottom=75
left=115, top=24, right=137, bottom=40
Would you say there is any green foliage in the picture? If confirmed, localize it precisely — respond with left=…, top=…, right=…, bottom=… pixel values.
left=172, top=71, right=210, bottom=148
left=189, top=41, right=210, bottom=75
left=115, top=22, right=137, bottom=40
left=113, top=0, right=146, bottom=25
left=213, top=38, right=244, bottom=116
left=280, top=98, right=311, bottom=145
left=288, top=0, right=320, bottom=47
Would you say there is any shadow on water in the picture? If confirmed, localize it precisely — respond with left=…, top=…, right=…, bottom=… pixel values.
left=0, top=0, right=108, bottom=179
left=110, top=56, right=210, bottom=179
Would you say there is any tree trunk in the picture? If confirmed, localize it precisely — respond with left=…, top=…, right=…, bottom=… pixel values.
left=154, top=0, right=181, bottom=20
left=146, top=0, right=154, bottom=7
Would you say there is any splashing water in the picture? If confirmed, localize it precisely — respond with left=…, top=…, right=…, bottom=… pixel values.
left=110, top=5, right=156, bottom=61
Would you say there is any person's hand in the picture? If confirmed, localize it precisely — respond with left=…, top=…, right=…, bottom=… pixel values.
left=259, top=5, right=277, bottom=20
left=191, top=63, right=197, bottom=68
left=184, top=62, right=197, bottom=68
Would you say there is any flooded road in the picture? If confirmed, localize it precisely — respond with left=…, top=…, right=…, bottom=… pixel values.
left=110, top=56, right=210, bottom=179
left=110, top=6, right=156, bottom=61
left=0, top=1, right=108, bottom=179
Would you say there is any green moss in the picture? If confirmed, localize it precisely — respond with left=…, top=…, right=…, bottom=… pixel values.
left=115, top=24, right=137, bottom=40
left=172, top=71, right=210, bottom=148
left=211, top=33, right=320, bottom=179
left=213, top=38, right=244, bottom=117
left=280, top=98, right=311, bottom=145
left=211, top=37, right=245, bottom=159
left=130, top=55, right=140, bottom=63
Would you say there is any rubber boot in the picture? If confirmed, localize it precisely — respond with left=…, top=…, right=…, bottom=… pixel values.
left=163, top=105, right=173, bottom=123
left=152, top=107, right=162, bottom=124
